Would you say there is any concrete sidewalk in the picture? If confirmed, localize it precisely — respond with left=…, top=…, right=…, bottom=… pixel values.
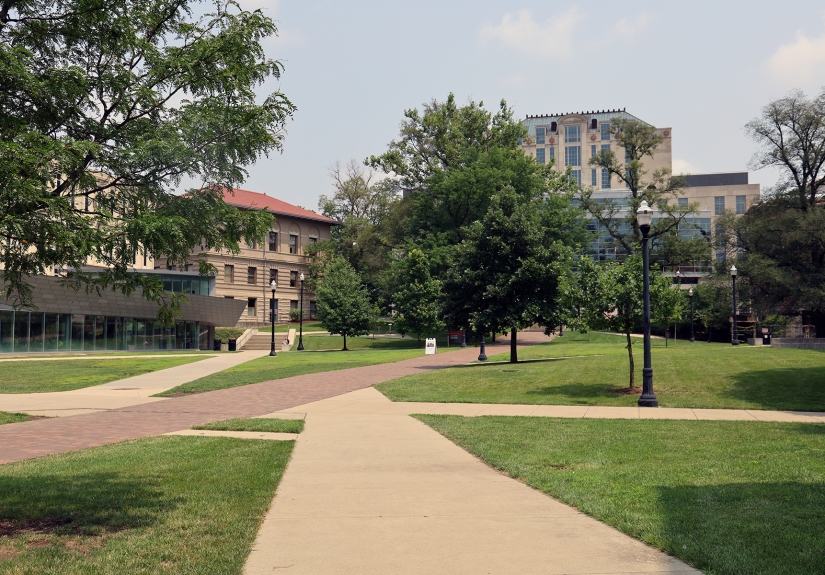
left=244, top=388, right=700, bottom=574
left=0, top=349, right=271, bottom=417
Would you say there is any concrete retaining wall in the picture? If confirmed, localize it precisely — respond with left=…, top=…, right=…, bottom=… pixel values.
left=770, top=338, right=825, bottom=350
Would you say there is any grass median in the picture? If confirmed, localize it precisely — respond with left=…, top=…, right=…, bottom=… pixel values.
left=193, top=417, right=305, bottom=434
left=416, top=415, right=825, bottom=575
left=156, top=347, right=430, bottom=396
left=0, top=435, right=292, bottom=574
left=378, top=332, right=825, bottom=411
left=0, top=356, right=210, bottom=394
left=0, top=412, right=40, bottom=425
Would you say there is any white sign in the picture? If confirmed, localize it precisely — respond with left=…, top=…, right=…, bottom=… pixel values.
left=425, top=338, right=437, bottom=355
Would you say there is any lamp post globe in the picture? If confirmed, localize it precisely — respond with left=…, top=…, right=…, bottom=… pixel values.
left=297, top=272, right=305, bottom=351
left=636, top=200, right=658, bottom=407
left=730, top=265, right=739, bottom=346
left=269, top=280, right=277, bottom=357
left=689, top=287, right=695, bottom=342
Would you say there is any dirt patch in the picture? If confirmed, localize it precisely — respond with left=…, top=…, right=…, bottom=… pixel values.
left=609, top=386, right=643, bottom=395
left=0, top=518, right=72, bottom=538
left=64, top=536, right=105, bottom=555
left=0, top=545, right=20, bottom=561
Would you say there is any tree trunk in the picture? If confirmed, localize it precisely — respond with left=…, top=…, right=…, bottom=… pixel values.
left=343, top=334, right=348, bottom=351
left=510, top=328, right=517, bottom=363
left=626, top=329, right=635, bottom=388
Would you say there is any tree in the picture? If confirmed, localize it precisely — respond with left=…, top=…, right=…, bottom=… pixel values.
left=315, top=258, right=376, bottom=350
left=563, top=255, right=676, bottom=388
left=367, top=94, right=540, bottom=248
left=388, top=248, right=443, bottom=344
left=745, top=88, right=825, bottom=210
left=581, top=118, right=702, bottom=263
left=442, top=186, right=579, bottom=363
left=0, top=0, right=294, bottom=320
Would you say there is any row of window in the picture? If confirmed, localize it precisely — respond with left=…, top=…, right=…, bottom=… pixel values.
left=247, top=232, right=317, bottom=253
left=0, top=311, right=205, bottom=353
left=223, top=266, right=306, bottom=287
left=241, top=297, right=317, bottom=319
left=714, top=195, right=747, bottom=215
left=534, top=124, right=611, bottom=145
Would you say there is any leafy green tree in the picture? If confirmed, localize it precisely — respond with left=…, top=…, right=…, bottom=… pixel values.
left=315, top=258, right=376, bottom=350
left=442, top=186, right=579, bottom=363
left=582, top=118, right=703, bottom=264
left=367, top=94, right=541, bottom=247
left=0, top=0, right=294, bottom=320
left=388, top=248, right=443, bottom=344
left=563, top=255, right=676, bottom=388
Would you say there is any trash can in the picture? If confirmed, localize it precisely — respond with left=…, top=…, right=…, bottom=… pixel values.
left=228, top=338, right=237, bottom=351
left=213, top=339, right=222, bottom=351
left=762, top=328, right=771, bottom=346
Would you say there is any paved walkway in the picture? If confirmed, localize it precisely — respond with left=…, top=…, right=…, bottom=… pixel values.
left=0, top=334, right=544, bottom=464
left=0, top=349, right=271, bottom=417
left=243, top=388, right=700, bottom=575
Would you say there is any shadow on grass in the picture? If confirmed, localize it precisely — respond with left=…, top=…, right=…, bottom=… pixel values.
left=524, top=382, right=619, bottom=401
left=0, top=471, right=177, bottom=537
left=727, top=367, right=825, bottom=411
left=656, top=481, right=825, bottom=574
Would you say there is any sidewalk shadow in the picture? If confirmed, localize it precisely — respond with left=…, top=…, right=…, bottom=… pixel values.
left=655, top=481, right=825, bottom=574
left=0, top=470, right=178, bottom=537
left=727, top=367, right=825, bottom=411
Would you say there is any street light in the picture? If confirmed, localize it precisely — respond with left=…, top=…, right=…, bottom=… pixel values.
left=637, top=200, right=658, bottom=407
left=478, top=329, right=487, bottom=361
left=689, top=287, right=695, bottom=342
left=269, top=280, right=277, bottom=357
left=674, top=270, right=683, bottom=346
left=297, top=272, right=305, bottom=350
left=730, top=265, right=739, bottom=346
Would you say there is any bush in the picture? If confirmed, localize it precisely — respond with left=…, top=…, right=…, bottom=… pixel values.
left=215, top=327, right=244, bottom=341
left=289, top=308, right=302, bottom=322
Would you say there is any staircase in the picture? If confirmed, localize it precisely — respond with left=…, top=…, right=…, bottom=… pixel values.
left=241, top=332, right=276, bottom=350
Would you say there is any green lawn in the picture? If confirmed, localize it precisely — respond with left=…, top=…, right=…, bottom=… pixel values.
left=0, top=356, right=210, bottom=394
left=294, top=334, right=452, bottom=351
left=0, top=435, right=292, bottom=574
left=416, top=415, right=825, bottom=575
left=0, top=412, right=38, bottom=425
left=193, top=417, right=305, bottom=434
left=378, top=332, right=825, bottom=411
left=156, top=347, right=428, bottom=396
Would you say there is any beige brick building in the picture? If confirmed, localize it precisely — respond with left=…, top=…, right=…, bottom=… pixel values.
left=520, top=109, right=760, bottom=275
left=163, top=188, right=337, bottom=328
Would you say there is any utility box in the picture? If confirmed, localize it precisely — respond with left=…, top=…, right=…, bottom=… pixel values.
left=762, top=327, right=772, bottom=346
left=448, top=332, right=464, bottom=346
left=228, top=338, right=237, bottom=352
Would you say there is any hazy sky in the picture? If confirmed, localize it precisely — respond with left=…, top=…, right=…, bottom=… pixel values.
left=219, top=0, right=825, bottom=209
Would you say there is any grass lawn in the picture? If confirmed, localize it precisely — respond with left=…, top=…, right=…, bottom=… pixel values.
left=378, top=332, right=825, bottom=411
left=295, top=334, right=452, bottom=351
left=193, top=417, right=305, bottom=434
left=0, top=435, right=292, bottom=574
left=156, top=347, right=428, bottom=396
left=416, top=415, right=825, bottom=575
left=0, top=412, right=40, bottom=425
left=0, top=356, right=210, bottom=394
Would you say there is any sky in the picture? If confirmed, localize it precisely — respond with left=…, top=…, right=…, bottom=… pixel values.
left=214, top=0, right=825, bottom=210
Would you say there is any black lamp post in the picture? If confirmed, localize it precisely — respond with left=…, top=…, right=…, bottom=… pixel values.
left=730, top=265, right=739, bottom=346
left=637, top=200, right=658, bottom=407
left=297, top=272, right=305, bottom=351
left=478, top=330, right=487, bottom=361
left=689, top=287, right=695, bottom=342
left=269, top=280, right=277, bottom=357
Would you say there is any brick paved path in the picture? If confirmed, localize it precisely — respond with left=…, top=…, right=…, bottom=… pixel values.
left=0, top=333, right=550, bottom=464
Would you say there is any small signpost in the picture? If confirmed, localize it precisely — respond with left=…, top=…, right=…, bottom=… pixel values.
left=425, top=338, right=437, bottom=355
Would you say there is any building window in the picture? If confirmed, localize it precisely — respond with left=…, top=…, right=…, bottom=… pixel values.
left=549, top=148, right=555, bottom=162
left=247, top=267, right=257, bottom=285
left=268, top=231, right=278, bottom=251
left=247, top=298, right=256, bottom=317
left=601, top=123, right=611, bottom=140
left=564, top=146, right=581, bottom=167
left=290, top=271, right=297, bottom=287
left=736, top=195, right=746, bottom=215
left=248, top=239, right=257, bottom=249
left=714, top=196, right=725, bottom=215
left=84, top=195, right=90, bottom=212
left=308, top=236, right=317, bottom=245
left=535, top=127, right=545, bottom=145
left=289, top=234, right=298, bottom=254
left=601, top=169, right=611, bottom=189
left=224, top=265, right=234, bottom=283
left=564, top=125, right=580, bottom=143
left=591, top=169, right=597, bottom=186
left=591, top=145, right=597, bottom=158
left=571, top=170, right=582, bottom=185
left=309, top=300, right=317, bottom=319
left=269, top=268, right=278, bottom=285
left=601, top=144, right=610, bottom=153
left=678, top=198, right=688, bottom=207
left=536, top=148, right=545, bottom=165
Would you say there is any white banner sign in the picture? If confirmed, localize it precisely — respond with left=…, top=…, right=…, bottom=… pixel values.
left=425, top=338, right=437, bottom=355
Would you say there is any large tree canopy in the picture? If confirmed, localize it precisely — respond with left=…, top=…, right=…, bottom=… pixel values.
left=0, top=0, right=295, bottom=318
